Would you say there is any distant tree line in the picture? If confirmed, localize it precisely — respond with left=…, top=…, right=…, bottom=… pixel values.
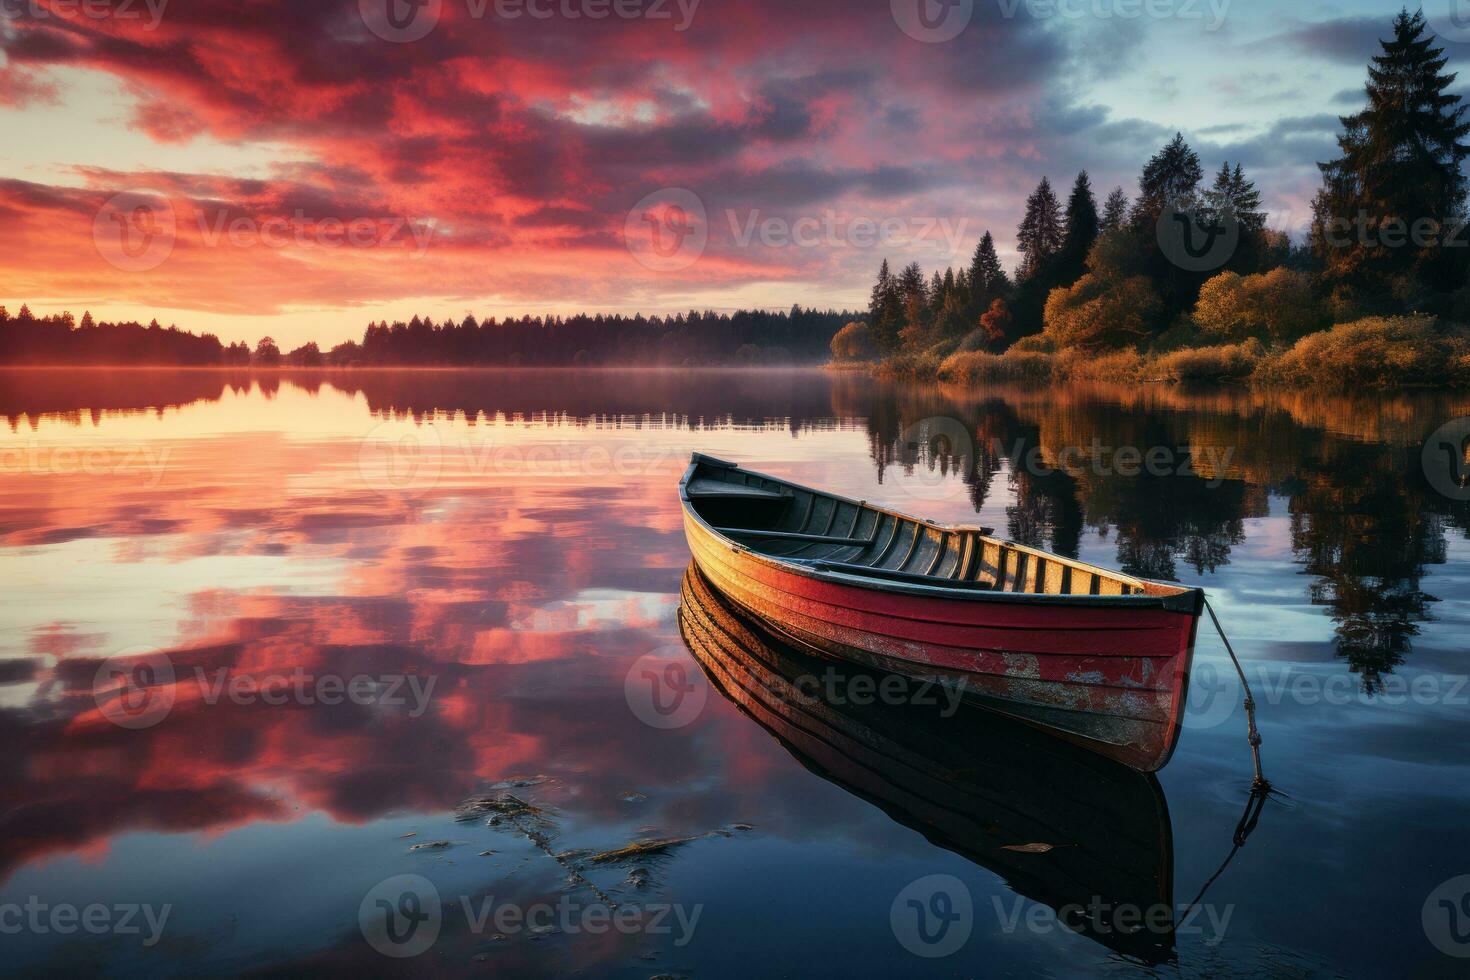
left=839, top=9, right=1470, bottom=386
left=343, top=306, right=851, bottom=366
left=0, top=308, right=238, bottom=365
left=0, top=304, right=855, bottom=367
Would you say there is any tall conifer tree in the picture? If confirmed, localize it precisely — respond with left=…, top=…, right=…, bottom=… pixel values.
left=1016, top=177, right=1064, bottom=281
left=1313, top=8, right=1470, bottom=292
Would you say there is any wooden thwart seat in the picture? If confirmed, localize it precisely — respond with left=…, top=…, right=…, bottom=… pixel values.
left=795, top=558, right=997, bottom=590
left=686, top=479, right=788, bottom=501
left=718, top=528, right=873, bottom=546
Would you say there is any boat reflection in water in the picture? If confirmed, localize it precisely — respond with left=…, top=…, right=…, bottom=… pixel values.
left=679, top=564, right=1178, bottom=965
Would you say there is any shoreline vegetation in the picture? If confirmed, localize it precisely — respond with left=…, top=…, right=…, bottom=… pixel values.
left=830, top=11, right=1470, bottom=391
left=848, top=313, right=1470, bottom=390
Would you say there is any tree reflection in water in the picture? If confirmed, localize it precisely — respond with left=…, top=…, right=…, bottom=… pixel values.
left=858, top=377, right=1470, bottom=691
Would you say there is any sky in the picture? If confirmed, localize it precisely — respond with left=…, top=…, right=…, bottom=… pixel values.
left=0, top=0, right=1451, bottom=349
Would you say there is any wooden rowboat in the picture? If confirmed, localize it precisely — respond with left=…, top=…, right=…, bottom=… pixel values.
left=679, top=453, right=1205, bottom=772
left=679, top=565, right=1176, bottom=964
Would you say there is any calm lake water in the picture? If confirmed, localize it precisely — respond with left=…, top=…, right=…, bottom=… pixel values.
left=2, top=368, right=1468, bottom=978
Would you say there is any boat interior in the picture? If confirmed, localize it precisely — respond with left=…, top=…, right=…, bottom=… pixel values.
left=684, top=455, right=1187, bottom=598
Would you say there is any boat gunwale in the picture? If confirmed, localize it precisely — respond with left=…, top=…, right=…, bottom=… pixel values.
left=680, top=453, right=1204, bottom=615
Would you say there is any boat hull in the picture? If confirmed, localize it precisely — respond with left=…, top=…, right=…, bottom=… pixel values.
left=683, top=503, right=1200, bottom=772
left=679, top=565, right=1176, bottom=964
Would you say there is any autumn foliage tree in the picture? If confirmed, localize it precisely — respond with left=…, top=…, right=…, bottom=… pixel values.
left=830, top=321, right=876, bottom=361
left=1043, top=232, right=1164, bottom=351
left=1193, top=269, right=1327, bottom=344
left=979, top=299, right=1013, bottom=349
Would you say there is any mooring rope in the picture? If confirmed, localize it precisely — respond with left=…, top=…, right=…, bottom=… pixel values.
left=1182, top=780, right=1272, bottom=914
left=1178, top=596, right=1275, bottom=920
left=1203, top=596, right=1269, bottom=791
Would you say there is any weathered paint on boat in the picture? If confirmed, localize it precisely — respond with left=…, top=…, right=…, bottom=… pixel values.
left=679, top=452, right=1204, bottom=772
left=678, top=565, right=1176, bottom=964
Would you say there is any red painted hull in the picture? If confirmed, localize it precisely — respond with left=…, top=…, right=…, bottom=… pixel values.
left=679, top=565, right=1176, bottom=963
left=680, top=457, right=1202, bottom=771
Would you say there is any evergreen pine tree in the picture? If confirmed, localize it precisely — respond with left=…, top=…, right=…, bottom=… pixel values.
left=870, top=258, right=893, bottom=319
left=896, top=261, right=928, bottom=340
left=968, top=231, right=1011, bottom=312
left=1201, top=162, right=1269, bottom=272
left=1204, top=162, right=1266, bottom=231
left=869, top=259, right=904, bottom=352
left=1129, top=133, right=1204, bottom=232
left=1313, top=8, right=1470, bottom=293
left=1101, top=188, right=1129, bottom=232
left=1058, top=171, right=1100, bottom=285
left=895, top=262, right=926, bottom=305
left=1016, top=177, right=1064, bottom=281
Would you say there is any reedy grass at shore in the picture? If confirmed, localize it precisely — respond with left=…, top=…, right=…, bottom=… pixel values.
left=851, top=316, right=1470, bottom=390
